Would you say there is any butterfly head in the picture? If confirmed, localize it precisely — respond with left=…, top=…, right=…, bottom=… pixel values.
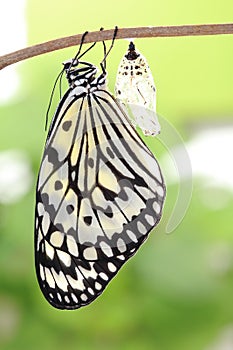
left=63, top=59, right=98, bottom=88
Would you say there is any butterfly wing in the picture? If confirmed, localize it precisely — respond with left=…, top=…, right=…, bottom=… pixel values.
left=35, top=88, right=165, bottom=309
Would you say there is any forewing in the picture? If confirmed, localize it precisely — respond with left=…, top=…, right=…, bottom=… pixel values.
left=35, top=89, right=165, bottom=309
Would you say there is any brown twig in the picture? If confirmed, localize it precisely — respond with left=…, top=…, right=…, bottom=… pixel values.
left=0, top=24, right=233, bottom=70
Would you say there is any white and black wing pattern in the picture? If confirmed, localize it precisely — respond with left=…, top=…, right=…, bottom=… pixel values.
left=35, top=61, right=165, bottom=310
left=115, top=41, right=160, bottom=136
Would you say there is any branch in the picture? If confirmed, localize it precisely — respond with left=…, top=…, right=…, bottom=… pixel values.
left=1, top=23, right=233, bottom=70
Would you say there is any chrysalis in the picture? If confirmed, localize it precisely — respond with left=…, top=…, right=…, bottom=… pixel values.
left=115, top=41, right=160, bottom=136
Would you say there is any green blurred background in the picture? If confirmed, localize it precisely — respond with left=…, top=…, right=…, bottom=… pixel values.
left=0, top=1, right=233, bottom=349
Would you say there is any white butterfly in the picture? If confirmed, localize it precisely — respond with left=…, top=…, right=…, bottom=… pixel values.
left=35, top=31, right=166, bottom=309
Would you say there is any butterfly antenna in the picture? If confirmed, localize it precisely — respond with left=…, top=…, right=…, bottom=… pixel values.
left=59, top=68, right=65, bottom=99
left=66, top=31, right=90, bottom=77
left=100, top=26, right=118, bottom=73
left=70, top=31, right=88, bottom=64
left=77, top=41, right=97, bottom=60
left=100, top=27, right=107, bottom=71
left=68, top=31, right=97, bottom=74
left=45, top=67, right=65, bottom=131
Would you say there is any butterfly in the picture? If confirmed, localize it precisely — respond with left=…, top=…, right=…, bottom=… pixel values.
left=35, top=28, right=166, bottom=310
left=115, top=41, right=160, bottom=136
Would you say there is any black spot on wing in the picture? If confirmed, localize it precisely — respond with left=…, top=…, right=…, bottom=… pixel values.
left=47, top=147, right=59, bottom=166
left=83, top=216, right=92, bottom=225
left=54, top=180, right=63, bottom=190
left=66, top=204, right=74, bottom=214
left=62, top=120, right=72, bottom=131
